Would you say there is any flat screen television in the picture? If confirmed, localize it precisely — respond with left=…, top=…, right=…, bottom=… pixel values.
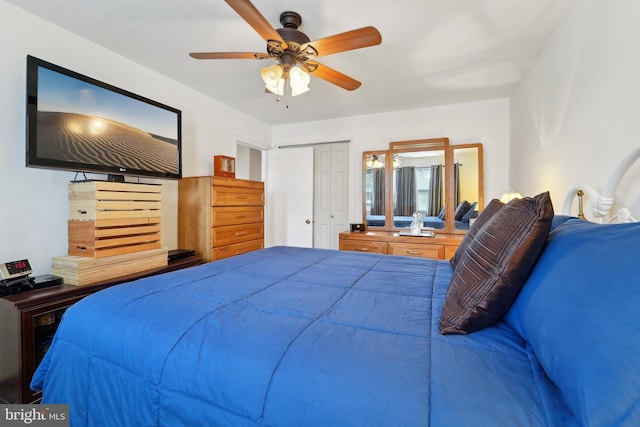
left=26, top=55, right=182, bottom=181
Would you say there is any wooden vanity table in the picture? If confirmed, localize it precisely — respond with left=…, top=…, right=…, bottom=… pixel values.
left=339, top=230, right=463, bottom=260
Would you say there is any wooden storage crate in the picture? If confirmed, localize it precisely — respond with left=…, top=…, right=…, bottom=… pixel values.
left=67, top=181, right=162, bottom=258
left=68, top=217, right=162, bottom=258
left=52, top=248, right=168, bottom=286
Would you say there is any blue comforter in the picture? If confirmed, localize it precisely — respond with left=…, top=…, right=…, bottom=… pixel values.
left=32, top=246, right=574, bottom=426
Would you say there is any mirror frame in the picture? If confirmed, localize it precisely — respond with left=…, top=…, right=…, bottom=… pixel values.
left=451, top=143, right=484, bottom=233
left=362, top=150, right=390, bottom=230
left=362, top=138, right=484, bottom=234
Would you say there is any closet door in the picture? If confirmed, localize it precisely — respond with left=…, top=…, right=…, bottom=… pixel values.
left=266, top=147, right=314, bottom=247
left=314, top=143, right=349, bottom=249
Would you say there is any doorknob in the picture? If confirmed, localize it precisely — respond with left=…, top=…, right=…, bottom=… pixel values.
left=305, top=219, right=311, bottom=224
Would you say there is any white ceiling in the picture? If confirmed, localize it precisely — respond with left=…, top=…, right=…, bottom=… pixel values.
left=8, top=0, right=573, bottom=126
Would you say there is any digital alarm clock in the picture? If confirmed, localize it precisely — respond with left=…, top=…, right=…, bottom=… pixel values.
left=0, top=259, right=33, bottom=283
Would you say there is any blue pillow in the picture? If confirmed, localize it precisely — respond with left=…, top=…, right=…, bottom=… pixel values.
left=504, top=219, right=640, bottom=426
left=460, top=201, right=478, bottom=222
left=453, top=200, right=470, bottom=221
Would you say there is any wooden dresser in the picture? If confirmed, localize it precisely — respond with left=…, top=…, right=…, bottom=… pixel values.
left=178, top=176, right=264, bottom=262
left=339, top=230, right=463, bottom=260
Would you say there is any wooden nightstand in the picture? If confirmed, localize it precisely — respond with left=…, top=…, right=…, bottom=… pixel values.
left=0, top=255, right=202, bottom=404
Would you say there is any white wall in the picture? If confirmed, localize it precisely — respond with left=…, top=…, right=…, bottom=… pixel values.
left=510, top=0, right=640, bottom=220
left=270, top=98, right=510, bottom=230
left=0, top=1, right=537, bottom=273
left=0, top=1, right=270, bottom=275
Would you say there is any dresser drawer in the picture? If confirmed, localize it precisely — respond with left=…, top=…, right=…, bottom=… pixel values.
left=211, top=206, right=264, bottom=227
left=339, top=240, right=388, bottom=254
left=212, top=240, right=264, bottom=260
left=211, top=223, right=264, bottom=246
left=212, top=186, right=264, bottom=206
left=388, top=242, right=444, bottom=259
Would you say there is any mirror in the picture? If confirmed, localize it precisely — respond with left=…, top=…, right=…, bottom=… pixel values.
left=391, top=138, right=449, bottom=231
left=362, top=138, right=483, bottom=234
left=393, top=148, right=446, bottom=229
left=363, top=151, right=387, bottom=228
left=453, top=145, right=484, bottom=231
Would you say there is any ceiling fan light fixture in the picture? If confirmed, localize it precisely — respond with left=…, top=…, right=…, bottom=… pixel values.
left=262, top=64, right=310, bottom=97
left=290, top=84, right=310, bottom=97
left=290, top=65, right=310, bottom=86
left=261, top=64, right=283, bottom=86
left=265, top=78, right=285, bottom=96
left=366, top=155, right=384, bottom=169
left=288, top=65, right=310, bottom=96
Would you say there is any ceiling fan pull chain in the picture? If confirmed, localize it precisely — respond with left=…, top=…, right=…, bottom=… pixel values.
left=285, top=75, right=291, bottom=108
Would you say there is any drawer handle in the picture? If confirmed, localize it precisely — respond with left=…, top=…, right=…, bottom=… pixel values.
left=235, top=250, right=248, bottom=255
left=235, top=215, right=248, bottom=219
left=234, top=231, right=248, bottom=236
left=357, top=247, right=370, bottom=252
left=406, top=250, right=420, bottom=255
left=236, top=195, right=248, bottom=199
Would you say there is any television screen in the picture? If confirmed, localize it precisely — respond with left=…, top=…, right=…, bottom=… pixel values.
left=26, top=55, right=182, bottom=180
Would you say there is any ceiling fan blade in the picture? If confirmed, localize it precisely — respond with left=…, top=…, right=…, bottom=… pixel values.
left=225, top=0, right=287, bottom=49
left=304, top=27, right=381, bottom=57
left=189, top=52, right=264, bottom=60
left=307, top=62, right=362, bottom=91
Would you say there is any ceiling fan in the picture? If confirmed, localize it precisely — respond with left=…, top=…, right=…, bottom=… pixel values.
left=189, top=0, right=382, bottom=97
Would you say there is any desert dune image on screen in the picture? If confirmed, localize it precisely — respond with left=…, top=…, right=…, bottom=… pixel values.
left=36, top=67, right=179, bottom=175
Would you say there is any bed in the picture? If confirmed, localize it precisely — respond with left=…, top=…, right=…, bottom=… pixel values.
left=30, top=247, right=573, bottom=426
left=35, top=248, right=441, bottom=425
left=31, top=198, right=640, bottom=426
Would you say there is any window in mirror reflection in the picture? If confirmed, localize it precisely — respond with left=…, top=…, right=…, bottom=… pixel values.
left=365, top=153, right=385, bottom=227
left=393, top=151, right=445, bottom=229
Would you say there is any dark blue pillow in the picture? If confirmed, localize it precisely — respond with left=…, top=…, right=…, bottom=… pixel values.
left=460, top=201, right=478, bottom=222
left=453, top=200, right=471, bottom=221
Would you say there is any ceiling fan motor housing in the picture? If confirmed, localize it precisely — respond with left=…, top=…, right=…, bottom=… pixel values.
left=274, top=11, right=310, bottom=50
left=268, top=12, right=314, bottom=68
left=276, top=27, right=310, bottom=47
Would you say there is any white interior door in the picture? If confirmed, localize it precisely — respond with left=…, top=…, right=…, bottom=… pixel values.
left=265, top=147, right=313, bottom=248
left=313, top=143, right=349, bottom=249
left=330, top=143, right=349, bottom=248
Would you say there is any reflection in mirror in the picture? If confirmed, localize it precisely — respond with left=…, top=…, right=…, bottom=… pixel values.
left=361, top=139, right=483, bottom=234
left=364, top=152, right=386, bottom=228
left=453, top=145, right=483, bottom=231
left=393, top=150, right=446, bottom=229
